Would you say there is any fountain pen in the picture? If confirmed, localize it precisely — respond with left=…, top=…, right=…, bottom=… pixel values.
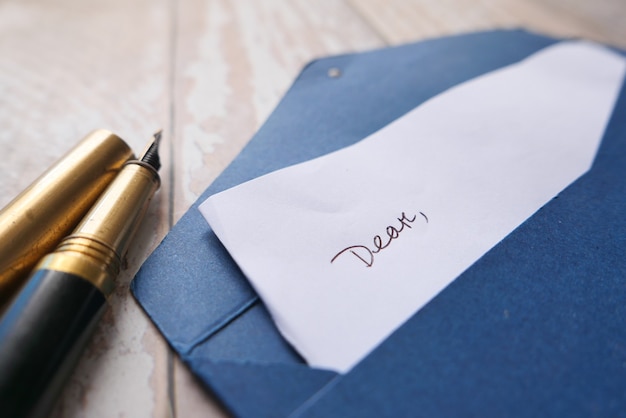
left=0, top=132, right=162, bottom=418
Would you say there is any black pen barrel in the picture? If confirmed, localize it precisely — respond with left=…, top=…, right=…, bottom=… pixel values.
left=0, top=269, right=106, bottom=418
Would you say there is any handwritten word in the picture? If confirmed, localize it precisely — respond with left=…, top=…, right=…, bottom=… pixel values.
left=331, top=211, right=428, bottom=267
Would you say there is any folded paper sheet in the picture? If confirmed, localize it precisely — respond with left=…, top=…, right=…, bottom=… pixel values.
left=200, top=42, right=625, bottom=373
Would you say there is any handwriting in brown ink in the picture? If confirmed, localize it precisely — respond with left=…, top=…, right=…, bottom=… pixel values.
left=330, top=211, right=428, bottom=267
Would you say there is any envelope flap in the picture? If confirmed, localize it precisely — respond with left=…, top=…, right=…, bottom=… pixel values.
left=132, top=208, right=257, bottom=353
left=185, top=300, right=306, bottom=364
left=188, top=359, right=336, bottom=418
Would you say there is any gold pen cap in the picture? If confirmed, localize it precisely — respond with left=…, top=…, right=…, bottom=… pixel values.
left=0, top=129, right=134, bottom=306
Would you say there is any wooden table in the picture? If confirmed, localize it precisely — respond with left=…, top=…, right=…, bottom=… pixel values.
left=0, top=0, right=624, bottom=416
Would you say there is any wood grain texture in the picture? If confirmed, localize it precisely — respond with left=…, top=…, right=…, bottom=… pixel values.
left=0, top=0, right=624, bottom=416
left=347, top=0, right=626, bottom=47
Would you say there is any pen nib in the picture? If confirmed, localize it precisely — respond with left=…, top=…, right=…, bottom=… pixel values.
left=141, top=130, right=162, bottom=171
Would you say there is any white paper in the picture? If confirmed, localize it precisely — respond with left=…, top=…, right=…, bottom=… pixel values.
left=200, top=42, right=625, bottom=373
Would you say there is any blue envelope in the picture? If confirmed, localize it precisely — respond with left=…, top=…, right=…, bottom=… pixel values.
left=132, top=29, right=626, bottom=417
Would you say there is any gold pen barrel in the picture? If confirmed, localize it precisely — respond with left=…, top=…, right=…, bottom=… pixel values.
left=0, top=130, right=133, bottom=306
left=38, top=160, right=160, bottom=297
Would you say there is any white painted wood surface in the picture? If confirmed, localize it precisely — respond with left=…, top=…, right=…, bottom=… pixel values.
left=0, top=0, right=623, bottom=416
